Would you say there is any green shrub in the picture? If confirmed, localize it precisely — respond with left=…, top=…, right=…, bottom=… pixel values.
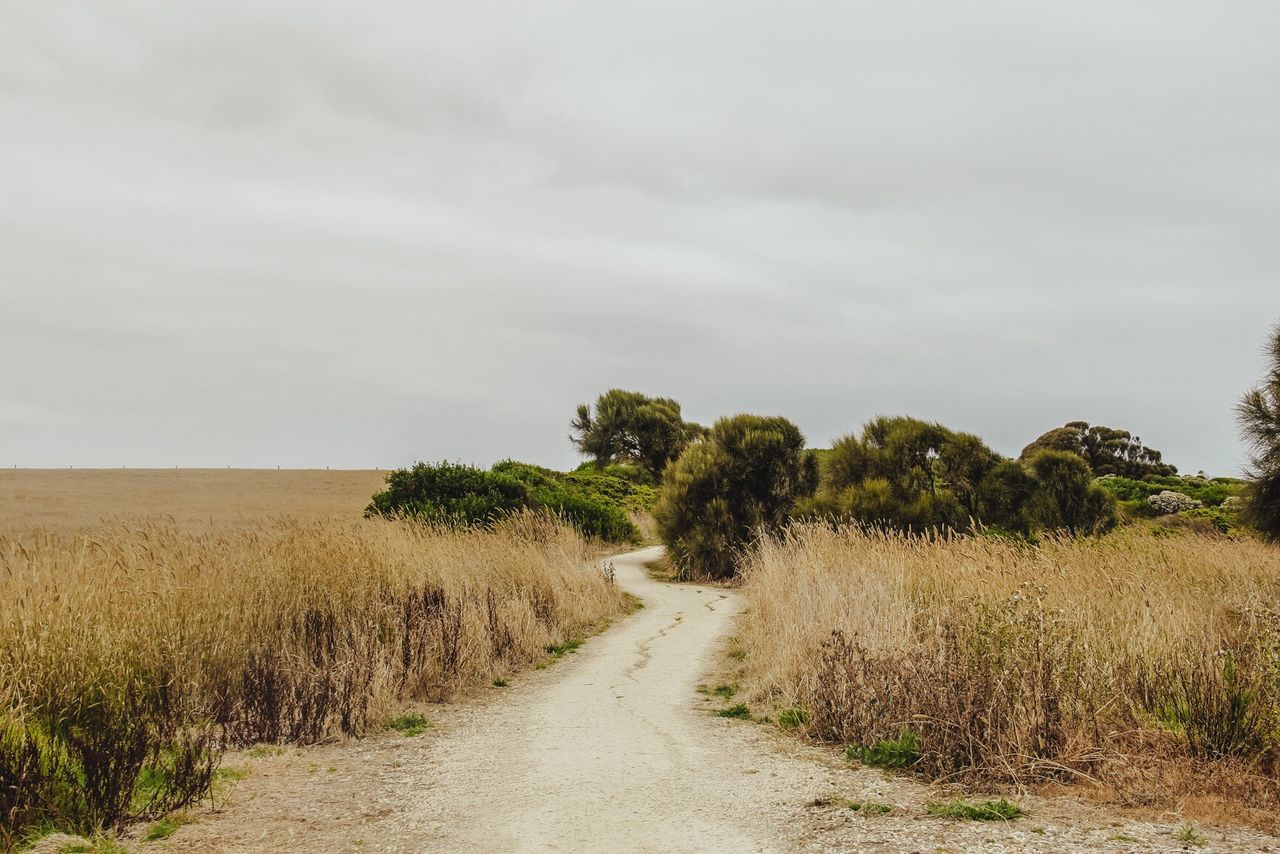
left=851, top=729, right=920, bottom=769
left=1021, top=421, right=1174, bottom=478
left=367, top=461, right=639, bottom=542
left=1023, top=451, right=1117, bottom=535
left=656, top=414, right=810, bottom=579
left=366, top=462, right=527, bottom=526
left=927, top=798, right=1024, bottom=821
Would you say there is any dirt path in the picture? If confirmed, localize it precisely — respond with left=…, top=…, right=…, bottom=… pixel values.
left=166, top=547, right=1280, bottom=852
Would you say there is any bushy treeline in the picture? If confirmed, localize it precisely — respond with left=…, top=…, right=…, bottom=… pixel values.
left=797, top=416, right=1115, bottom=538
left=654, top=413, right=1119, bottom=579
left=367, top=459, right=654, bottom=543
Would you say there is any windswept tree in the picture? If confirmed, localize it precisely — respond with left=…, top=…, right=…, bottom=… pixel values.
left=1237, top=323, right=1280, bottom=539
left=571, top=390, right=703, bottom=478
left=1021, top=421, right=1175, bottom=479
left=811, top=416, right=996, bottom=530
left=655, top=414, right=810, bottom=579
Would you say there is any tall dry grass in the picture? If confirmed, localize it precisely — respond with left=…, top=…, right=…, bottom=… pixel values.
left=739, top=524, right=1280, bottom=820
left=0, top=512, right=625, bottom=842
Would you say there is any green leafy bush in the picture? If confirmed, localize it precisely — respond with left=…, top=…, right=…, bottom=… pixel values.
left=656, top=414, right=811, bottom=579
left=367, top=461, right=639, bottom=542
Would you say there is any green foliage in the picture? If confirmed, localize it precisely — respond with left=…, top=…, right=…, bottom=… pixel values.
left=387, top=713, right=432, bottom=737
left=544, top=638, right=584, bottom=656
left=777, top=706, right=810, bottom=729
left=850, top=802, right=893, bottom=815
left=365, top=462, right=527, bottom=526
left=366, top=460, right=640, bottom=542
left=1022, top=451, right=1117, bottom=535
left=1094, top=474, right=1243, bottom=507
left=656, top=414, right=811, bottom=579
left=1238, top=323, right=1280, bottom=539
left=144, top=814, right=186, bottom=840
left=1021, top=421, right=1176, bottom=478
left=851, top=729, right=920, bottom=769
left=927, top=798, right=1024, bottom=821
left=806, top=418, right=1115, bottom=536
left=570, top=390, right=703, bottom=478
left=717, top=704, right=752, bottom=719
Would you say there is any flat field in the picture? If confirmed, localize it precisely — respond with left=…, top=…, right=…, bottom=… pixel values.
left=0, top=468, right=387, bottom=531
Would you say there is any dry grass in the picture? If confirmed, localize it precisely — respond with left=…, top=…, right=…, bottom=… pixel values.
left=0, top=512, right=626, bottom=843
left=0, top=468, right=387, bottom=533
left=739, top=524, right=1280, bottom=828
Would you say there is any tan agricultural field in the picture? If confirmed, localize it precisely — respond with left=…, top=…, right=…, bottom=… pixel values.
left=0, top=468, right=387, bottom=532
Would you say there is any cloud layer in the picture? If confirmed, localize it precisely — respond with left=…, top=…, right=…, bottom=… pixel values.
left=2, top=1, right=1277, bottom=473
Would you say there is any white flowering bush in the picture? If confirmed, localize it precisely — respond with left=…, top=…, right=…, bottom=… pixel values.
left=1222, top=496, right=1244, bottom=512
left=1148, top=490, right=1203, bottom=514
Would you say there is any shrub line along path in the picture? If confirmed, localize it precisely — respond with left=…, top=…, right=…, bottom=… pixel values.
left=165, top=548, right=1277, bottom=853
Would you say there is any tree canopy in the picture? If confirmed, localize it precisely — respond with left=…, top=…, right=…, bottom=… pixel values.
left=1020, top=421, right=1175, bottom=479
left=1237, top=323, right=1280, bottom=539
left=570, top=390, right=705, bottom=479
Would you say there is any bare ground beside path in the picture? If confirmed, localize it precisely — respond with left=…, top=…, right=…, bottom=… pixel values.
left=164, top=548, right=1280, bottom=853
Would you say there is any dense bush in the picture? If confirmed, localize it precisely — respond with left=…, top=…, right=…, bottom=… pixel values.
left=800, top=418, right=1116, bottom=536
left=367, top=461, right=639, bottom=542
left=571, top=390, right=706, bottom=478
left=1095, top=474, right=1243, bottom=507
left=366, top=462, right=528, bottom=526
left=656, top=414, right=812, bottom=579
left=1021, top=451, right=1116, bottom=535
left=1238, top=322, right=1280, bottom=540
left=1021, top=421, right=1176, bottom=478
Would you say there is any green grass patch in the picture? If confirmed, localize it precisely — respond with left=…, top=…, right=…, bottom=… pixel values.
left=245, top=744, right=286, bottom=759
left=144, top=813, right=188, bottom=841
left=777, top=706, right=809, bottom=729
left=849, top=730, right=920, bottom=769
left=492, top=678, right=509, bottom=687
left=927, top=798, right=1024, bottom=821
left=545, top=638, right=584, bottom=656
left=214, top=766, right=248, bottom=783
left=716, top=704, right=751, bottom=719
left=850, top=802, right=892, bottom=815
left=1175, top=824, right=1206, bottom=847
left=387, top=713, right=432, bottom=737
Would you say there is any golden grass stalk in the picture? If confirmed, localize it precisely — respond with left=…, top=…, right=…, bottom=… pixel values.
left=0, top=511, right=624, bottom=839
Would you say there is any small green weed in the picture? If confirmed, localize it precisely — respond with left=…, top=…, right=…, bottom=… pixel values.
left=215, top=766, right=248, bottom=783
left=927, top=798, right=1024, bottom=821
left=1174, top=824, right=1206, bottom=847
left=245, top=744, right=286, bottom=759
left=777, top=706, right=809, bottom=729
left=850, top=730, right=920, bottom=769
left=493, top=678, right=509, bottom=687
left=545, top=638, right=584, bottom=656
left=144, top=813, right=188, bottom=841
left=387, top=713, right=432, bottom=737
left=717, top=704, right=751, bottom=719
left=850, top=802, right=892, bottom=815
left=1110, top=833, right=1139, bottom=843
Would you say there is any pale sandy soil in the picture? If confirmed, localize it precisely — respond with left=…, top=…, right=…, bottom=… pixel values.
left=0, top=468, right=385, bottom=532
left=134, top=547, right=1280, bottom=853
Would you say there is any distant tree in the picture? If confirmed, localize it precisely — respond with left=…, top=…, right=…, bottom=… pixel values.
left=1022, top=450, right=1117, bottom=535
left=571, top=390, right=701, bottom=478
left=1237, top=323, right=1280, bottom=539
left=819, top=416, right=996, bottom=530
left=655, top=414, right=810, bottom=579
left=1020, top=421, right=1176, bottom=479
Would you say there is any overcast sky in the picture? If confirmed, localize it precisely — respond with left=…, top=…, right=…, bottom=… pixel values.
left=2, top=2, right=1277, bottom=475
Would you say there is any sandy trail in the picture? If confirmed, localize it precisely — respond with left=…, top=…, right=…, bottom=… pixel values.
left=169, top=547, right=1279, bottom=852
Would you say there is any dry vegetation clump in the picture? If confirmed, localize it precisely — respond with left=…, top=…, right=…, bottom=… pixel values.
left=0, top=512, right=625, bottom=844
left=739, top=524, right=1280, bottom=825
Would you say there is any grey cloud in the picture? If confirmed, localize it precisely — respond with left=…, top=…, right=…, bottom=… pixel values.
left=1, top=1, right=1277, bottom=473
